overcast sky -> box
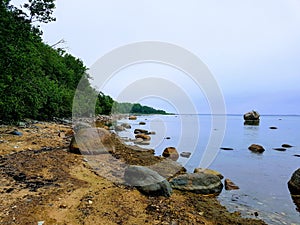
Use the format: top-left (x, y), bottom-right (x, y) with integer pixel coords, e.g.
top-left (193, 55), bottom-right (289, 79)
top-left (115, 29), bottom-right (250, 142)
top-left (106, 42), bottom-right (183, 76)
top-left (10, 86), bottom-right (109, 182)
top-left (12, 0), bottom-right (300, 114)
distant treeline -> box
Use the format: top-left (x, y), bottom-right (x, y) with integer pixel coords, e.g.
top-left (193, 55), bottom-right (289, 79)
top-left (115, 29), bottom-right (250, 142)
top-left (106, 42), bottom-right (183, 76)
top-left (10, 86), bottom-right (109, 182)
top-left (0, 0), bottom-right (167, 121)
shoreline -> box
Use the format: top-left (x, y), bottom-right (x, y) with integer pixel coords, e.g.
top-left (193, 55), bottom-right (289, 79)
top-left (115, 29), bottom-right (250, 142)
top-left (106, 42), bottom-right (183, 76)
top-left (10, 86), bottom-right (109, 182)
top-left (0, 119), bottom-right (267, 224)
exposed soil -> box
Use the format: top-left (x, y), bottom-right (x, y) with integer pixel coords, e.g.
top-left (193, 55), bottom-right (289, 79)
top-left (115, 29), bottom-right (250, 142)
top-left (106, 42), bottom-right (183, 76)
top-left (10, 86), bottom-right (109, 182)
top-left (0, 122), bottom-right (267, 225)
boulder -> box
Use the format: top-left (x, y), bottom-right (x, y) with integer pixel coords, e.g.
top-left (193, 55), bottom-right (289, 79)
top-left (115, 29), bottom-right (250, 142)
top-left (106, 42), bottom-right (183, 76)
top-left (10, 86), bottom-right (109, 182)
top-left (162, 147), bottom-right (179, 161)
top-left (244, 110), bottom-right (260, 121)
top-left (180, 152), bottom-right (191, 158)
top-left (121, 123), bottom-right (131, 129)
top-left (225, 178), bottom-right (240, 190)
top-left (129, 115), bottom-right (137, 120)
top-left (69, 128), bottom-right (114, 155)
top-left (288, 168), bottom-right (300, 195)
top-left (194, 168), bottom-right (224, 179)
top-left (115, 125), bottom-right (125, 132)
top-left (150, 159), bottom-right (186, 179)
top-left (135, 134), bottom-right (151, 141)
top-left (124, 165), bottom-right (172, 197)
top-left (248, 144), bottom-right (265, 153)
top-left (134, 129), bottom-right (149, 134)
top-left (169, 173), bottom-right (223, 195)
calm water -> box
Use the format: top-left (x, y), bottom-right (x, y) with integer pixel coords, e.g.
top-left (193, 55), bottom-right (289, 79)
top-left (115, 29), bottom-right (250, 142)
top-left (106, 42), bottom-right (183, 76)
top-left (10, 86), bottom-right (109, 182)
top-left (118, 114), bottom-right (300, 224)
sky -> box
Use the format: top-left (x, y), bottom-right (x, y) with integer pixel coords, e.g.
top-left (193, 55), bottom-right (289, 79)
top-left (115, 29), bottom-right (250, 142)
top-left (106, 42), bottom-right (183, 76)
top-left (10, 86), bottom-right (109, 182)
top-left (11, 0), bottom-right (300, 115)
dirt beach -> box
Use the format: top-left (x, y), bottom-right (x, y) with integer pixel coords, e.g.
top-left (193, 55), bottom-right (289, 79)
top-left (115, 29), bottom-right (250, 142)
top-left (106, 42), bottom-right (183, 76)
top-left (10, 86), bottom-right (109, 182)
top-left (0, 121), bottom-right (267, 225)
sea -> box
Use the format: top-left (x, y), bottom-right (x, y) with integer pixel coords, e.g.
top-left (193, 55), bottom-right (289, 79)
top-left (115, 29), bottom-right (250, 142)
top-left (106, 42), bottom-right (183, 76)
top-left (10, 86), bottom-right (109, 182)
top-left (117, 114), bottom-right (300, 225)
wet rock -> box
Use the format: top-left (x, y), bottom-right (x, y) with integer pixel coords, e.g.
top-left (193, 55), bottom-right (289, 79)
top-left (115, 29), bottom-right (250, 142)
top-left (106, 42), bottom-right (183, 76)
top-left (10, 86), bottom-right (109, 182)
top-left (69, 128), bottom-right (114, 155)
top-left (220, 147), bottom-right (234, 151)
top-left (288, 168), bottom-right (300, 195)
top-left (135, 134), bottom-right (151, 141)
top-left (124, 165), bottom-right (172, 197)
top-left (169, 173), bottom-right (223, 195)
top-left (134, 129), bottom-right (149, 134)
top-left (244, 110), bottom-right (260, 121)
top-left (162, 147), bottom-right (179, 161)
top-left (139, 121), bottom-right (146, 125)
top-left (293, 154), bottom-right (300, 158)
top-left (194, 168), bottom-right (224, 179)
top-left (272, 147), bottom-right (286, 152)
top-left (282, 144), bottom-right (293, 148)
top-left (269, 126), bottom-right (278, 130)
top-left (180, 152), bottom-right (191, 158)
top-left (244, 120), bottom-right (260, 126)
top-left (225, 178), bottom-right (240, 190)
top-left (150, 158), bottom-right (186, 179)
top-left (129, 115), bottom-right (137, 120)
top-left (248, 144), bottom-right (265, 153)
top-left (121, 123), bottom-right (131, 129)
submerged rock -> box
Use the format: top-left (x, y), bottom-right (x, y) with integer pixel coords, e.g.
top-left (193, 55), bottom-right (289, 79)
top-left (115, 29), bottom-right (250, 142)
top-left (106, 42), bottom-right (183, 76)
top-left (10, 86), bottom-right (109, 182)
top-left (162, 147), bottom-right (179, 161)
top-left (282, 144), bottom-right (293, 148)
top-left (248, 144), bottom-right (265, 153)
top-left (169, 173), bottom-right (223, 195)
top-left (272, 147), bottom-right (286, 152)
top-left (288, 168), bottom-right (300, 195)
top-left (124, 165), bottom-right (172, 197)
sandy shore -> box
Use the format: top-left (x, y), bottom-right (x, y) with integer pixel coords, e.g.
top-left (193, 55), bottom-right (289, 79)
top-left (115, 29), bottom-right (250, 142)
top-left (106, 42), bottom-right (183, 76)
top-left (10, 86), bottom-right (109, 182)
top-left (0, 121), bottom-right (267, 225)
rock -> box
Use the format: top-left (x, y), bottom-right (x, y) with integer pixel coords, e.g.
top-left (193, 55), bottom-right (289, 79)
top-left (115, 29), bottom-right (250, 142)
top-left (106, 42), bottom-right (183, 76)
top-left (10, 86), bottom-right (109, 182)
top-left (165, 137), bottom-right (171, 140)
top-left (129, 115), bottom-right (137, 120)
top-left (162, 147), bottom-right (179, 161)
top-left (73, 122), bottom-right (91, 132)
top-left (282, 144), bottom-right (293, 148)
top-left (244, 120), bottom-right (260, 126)
top-left (225, 178), bottom-right (240, 190)
top-left (220, 147), bottom-right (234, 151)
top-left (121, 123), bottom-right (131, 129)
top-left (115, 125), bottom-right (125, 132)
top-left (150, 159), bottom-right (186, 179)
top-left (69, 128), bottom-right (114, 155)
top-left (9, 130), bottom-right (23, 136)
top-left (169, 173), bottom-right (223, 195)
top-left (244, 110), bottom-right (260, 121)
top-left (288, 168), bottom-right (300, 195)
top-left (139, 121), bottom-right (146, 125)
top-left (124, 165), bottom-right (172, 197)
top-left (180, 152), bottom-right (191, 158)
top-left (139, 141), bottom-right (151, 145)
top-left (269, 126), bottom-right (278, 130)
top-left (134, 129), bottom-right (149, 134)
top-left (294, 154), bottom-right (300, 158)
top-left (148, 131), bottom-right (156, 135)
top-left (248, 144), bottom-right (265, 153)
top-left (133, 138), bottom-right (144, 144)
top-left (194, 168), bottom-right (224, 179)
top-left (135, 134), bottom-right (151, 141)
top-left (272, 147), bottom-right (286, 151)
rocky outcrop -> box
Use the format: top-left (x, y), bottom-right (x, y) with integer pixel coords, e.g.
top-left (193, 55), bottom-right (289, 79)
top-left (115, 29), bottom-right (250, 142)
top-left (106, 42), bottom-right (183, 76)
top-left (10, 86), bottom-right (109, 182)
top-left (248, 144), bottom-right (265, 153)
top-left (69, 128), bottom-right (114, 155)
top-left (162, 147), bottom-right (179, 161)
top-left (244, 110), bottom-right (260, 125)
top-left (225, 178), bottom-right (239, 190)
top-left (169, 173), bottom-right (223, 195)
top-left (288, 168), bottom-right (300, 195)
top-left (194, 168), bottom-right (224, 179)
top-left (124, 165), bottom-right (172, 197)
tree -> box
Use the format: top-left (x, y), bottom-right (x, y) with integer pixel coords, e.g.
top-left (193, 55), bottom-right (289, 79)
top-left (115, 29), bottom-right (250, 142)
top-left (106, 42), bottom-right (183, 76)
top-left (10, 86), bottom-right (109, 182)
top-left (23, 0), bottom-right (56, 23)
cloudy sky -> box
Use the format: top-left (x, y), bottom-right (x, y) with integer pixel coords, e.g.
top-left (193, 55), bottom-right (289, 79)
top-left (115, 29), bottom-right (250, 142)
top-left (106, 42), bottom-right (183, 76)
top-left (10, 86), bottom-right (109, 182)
top-left (12, 0), bottom-right (300, 114)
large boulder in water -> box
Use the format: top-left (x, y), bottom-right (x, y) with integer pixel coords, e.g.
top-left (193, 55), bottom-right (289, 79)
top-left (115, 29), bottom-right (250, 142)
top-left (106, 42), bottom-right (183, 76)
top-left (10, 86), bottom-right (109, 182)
top-left (248, 144), bottom-right (265, 153)
top-left (169, 173), bottom-right (223, 195)
top-left (244, 110), bottom-right (260, 125)
top-left (288, 168), bottom-right (300, 195)
top-left (124, 165), bottom-right (172, 197)
top-left (69, 128), bottom-right (114, 155)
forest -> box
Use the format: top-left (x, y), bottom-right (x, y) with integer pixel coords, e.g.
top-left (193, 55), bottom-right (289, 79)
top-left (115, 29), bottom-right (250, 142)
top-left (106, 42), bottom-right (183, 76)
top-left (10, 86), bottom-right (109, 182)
top-left (0, 0), bottom-right (167, 122)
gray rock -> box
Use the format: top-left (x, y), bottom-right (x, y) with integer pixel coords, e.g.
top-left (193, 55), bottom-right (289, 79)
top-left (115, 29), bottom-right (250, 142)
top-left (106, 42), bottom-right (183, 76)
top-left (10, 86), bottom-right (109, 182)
top-left (121, 123), bottom-right (131, 129)
top-left (180, 152), bottom-right (192, 158)
top-left (244, 110), bottom-right (260, 121)
top-left (124, 165), bottom-right (172, 197)
top-left (288, 168), bottom-right (300, 195)
top-left (169, 173), bottom-right (223, 195)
